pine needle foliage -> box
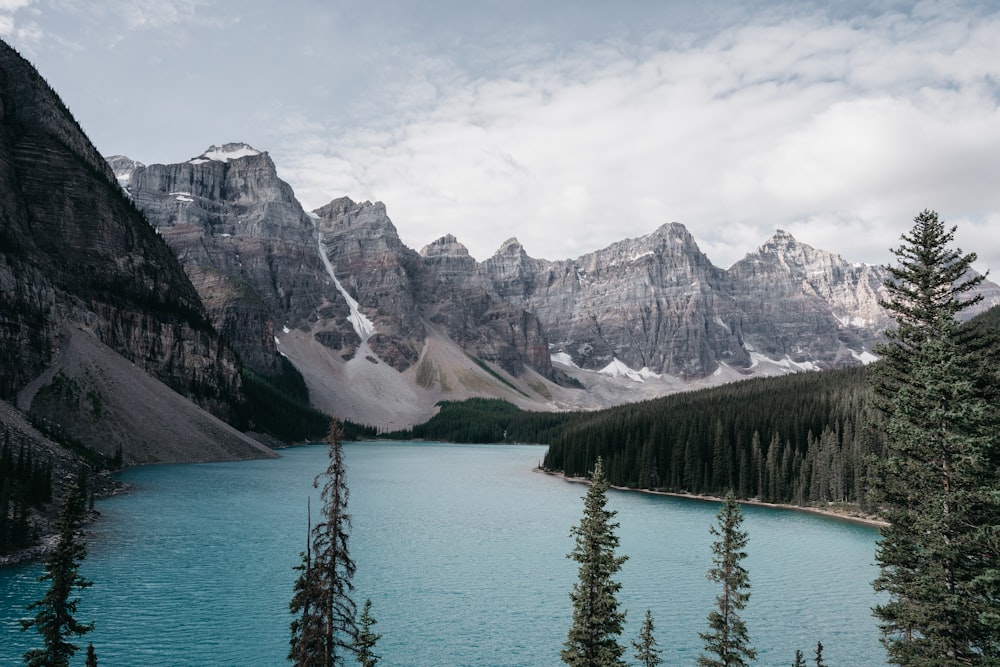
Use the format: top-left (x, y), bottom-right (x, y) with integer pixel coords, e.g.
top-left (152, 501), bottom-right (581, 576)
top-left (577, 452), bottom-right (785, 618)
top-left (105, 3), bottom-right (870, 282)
top-left (632, 608), bottom-right (664, 667)
top-left (699, 493), bottom-right (755, 667)
top-left (562, 457), bottom-right (629, 667)
top-left (289, 421), bottom-right (358, 667)
top-left (353, 598), bottom-right (381, 667)
top-left (869, 210), bottom-right (1000, 665)
top-left (20, 479), bottom-right (93, 667)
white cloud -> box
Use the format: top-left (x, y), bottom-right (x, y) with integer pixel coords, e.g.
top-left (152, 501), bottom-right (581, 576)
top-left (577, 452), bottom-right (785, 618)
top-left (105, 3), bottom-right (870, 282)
top-left (271, 5), bottom-right (1000, 275)
top-left (0, 0), bottom-right (33, 35)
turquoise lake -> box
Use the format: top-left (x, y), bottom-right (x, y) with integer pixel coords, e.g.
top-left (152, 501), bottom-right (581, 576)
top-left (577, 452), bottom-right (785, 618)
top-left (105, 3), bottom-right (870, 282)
top-left (0, 442), bottom-right (884, 665)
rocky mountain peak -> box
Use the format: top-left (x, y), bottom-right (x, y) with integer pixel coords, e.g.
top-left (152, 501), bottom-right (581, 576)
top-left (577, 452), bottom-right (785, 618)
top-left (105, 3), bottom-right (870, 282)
top-left (105, 154), bottom-right (145, 188)
top-left (188, 142), bottom-right (262, 164)
top-left (419, 234), bottom-right (470, 259)
top-left (495, 237), bottom-right (527, 257)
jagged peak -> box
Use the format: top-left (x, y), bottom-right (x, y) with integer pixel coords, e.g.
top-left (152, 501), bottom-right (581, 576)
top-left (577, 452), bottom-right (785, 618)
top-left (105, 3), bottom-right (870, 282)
top-left (187, 142), bottom-right (262, 164)
top-left (105, 155), bottom-right (145, 188)
top-left (420, 234), bottom-right (471, 258)
top-left (494, 237), bottom-right (527, 257)
top-left (312, 196), bottom-right (386, 220)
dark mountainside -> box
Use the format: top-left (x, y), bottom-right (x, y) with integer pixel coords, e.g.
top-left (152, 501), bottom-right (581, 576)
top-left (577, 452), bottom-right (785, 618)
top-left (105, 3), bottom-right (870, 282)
top-left (0, 41), bottom-right (283, 559)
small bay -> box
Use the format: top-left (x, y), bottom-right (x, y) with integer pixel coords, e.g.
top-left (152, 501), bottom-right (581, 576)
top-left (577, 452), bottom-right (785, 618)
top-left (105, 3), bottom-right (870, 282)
top-left (0, 442), bottom-right (883, 665)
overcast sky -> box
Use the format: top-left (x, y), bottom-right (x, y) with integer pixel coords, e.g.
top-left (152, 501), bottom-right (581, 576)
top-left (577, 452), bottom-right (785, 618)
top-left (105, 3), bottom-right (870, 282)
top-left (4, 1), bottom-right (998, 272)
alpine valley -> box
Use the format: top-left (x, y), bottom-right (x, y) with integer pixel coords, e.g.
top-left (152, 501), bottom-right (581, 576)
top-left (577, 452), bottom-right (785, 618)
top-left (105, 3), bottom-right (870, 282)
top-left (3, 35), bottom-right (999, 468)
top-left (110, 141), bottom-right (1000, 431)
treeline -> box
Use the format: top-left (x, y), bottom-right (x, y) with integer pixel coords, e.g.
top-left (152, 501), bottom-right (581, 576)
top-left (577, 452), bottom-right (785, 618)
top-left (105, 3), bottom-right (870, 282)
top-left (543, 366), bottom-right (883, 508)
top-left (239, 356), bottom-right (332, 443)
top-left (383, 397), bottom-right (576, 444)
top-left (0, 435), bottom-right (53, 554)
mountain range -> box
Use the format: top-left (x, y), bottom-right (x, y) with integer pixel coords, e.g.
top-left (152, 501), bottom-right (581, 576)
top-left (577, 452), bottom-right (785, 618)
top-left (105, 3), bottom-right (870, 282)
top-left (110, 143), bottom-right (999, 429)
top-left (3, 36), bottom-right (998, 465)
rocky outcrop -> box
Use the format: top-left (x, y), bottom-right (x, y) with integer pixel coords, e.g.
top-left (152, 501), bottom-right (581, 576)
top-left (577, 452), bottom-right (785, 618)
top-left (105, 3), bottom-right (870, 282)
top-left (483, 223), bottom-right (743, 378)
top-left (313, 198), bottom-right (552, 377)
top-left (0, 39), bottom-right (266, 464)
top-left (112, 143), bottom-right (349, 375)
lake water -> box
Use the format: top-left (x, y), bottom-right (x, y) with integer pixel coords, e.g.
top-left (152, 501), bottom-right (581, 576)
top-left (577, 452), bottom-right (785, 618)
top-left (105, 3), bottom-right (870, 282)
top-left (0, 442), bottom-right (884, 665)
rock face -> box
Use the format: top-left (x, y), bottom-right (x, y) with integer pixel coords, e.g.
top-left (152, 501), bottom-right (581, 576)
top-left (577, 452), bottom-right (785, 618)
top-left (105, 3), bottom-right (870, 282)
top-left (482, 224), bottom-right (998, 378)
top-left (0, 40), bottom-right (266, 463)
top-left (313, 197), bottom-right (552, 377)
top-left (484, 223), bottom-right (741, 378)
top-left (111, 143), bottom-right (346, 375)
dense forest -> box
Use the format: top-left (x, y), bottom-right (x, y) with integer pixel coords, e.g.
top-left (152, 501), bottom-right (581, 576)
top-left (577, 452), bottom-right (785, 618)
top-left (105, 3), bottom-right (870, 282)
top-left (0, 436), bottom-right (53, 554)
top-left (389, 305), bottom-right (998, 516)
top-left (543, 366), bottom-right (881, 509)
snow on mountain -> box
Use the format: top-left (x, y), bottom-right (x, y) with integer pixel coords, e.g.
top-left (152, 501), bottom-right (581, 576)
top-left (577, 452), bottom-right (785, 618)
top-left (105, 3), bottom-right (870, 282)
top-left (187, 143), bottom-right (262, 164)
top-left (317, 230), bottom-right (375, 341)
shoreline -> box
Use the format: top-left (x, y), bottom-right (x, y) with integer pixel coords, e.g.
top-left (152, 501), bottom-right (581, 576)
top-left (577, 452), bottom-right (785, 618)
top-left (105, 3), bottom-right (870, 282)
top-left (536, 467), bottom-right (888, 529)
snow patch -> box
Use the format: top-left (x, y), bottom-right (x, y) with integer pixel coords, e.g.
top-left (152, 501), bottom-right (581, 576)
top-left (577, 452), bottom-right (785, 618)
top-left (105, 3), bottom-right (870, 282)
top-left (316, 231), bottom-right (375, 341)
top-left (188, 143), bottom-right (262, 164)
top-left (174, 195), bottom-right (193, 203)
top-left (597, 358), bottom-right (661, 383)
top-left (749, 352), bottom-right (820, 373)
top-left (550, 352), bottom-right (579, 368)
top-left (852, 349), bottom-right (879, 365)
top-left (836, 314), bottom-right (870, 328)
top-left (631, 251), bottom-right (654, 262)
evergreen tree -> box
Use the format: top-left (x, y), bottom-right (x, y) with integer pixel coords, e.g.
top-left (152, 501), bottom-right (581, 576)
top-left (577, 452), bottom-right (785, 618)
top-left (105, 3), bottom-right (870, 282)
top-left (290, 421), bottom-right (358, 667)
top-left (792, 649), bottom-right (806, 667)
top-left (353, 598), bottom-right (381, 667)
top-left (20, 480), bottom-right (93, 667)
top-left (813, 641), bottom-right (824, 667)
top-left (562, 457), bottom-right (629, 667)
top-left (870, 210), bottom-right (1000, 664)
top-left (85, 643), bottom-right (97, 667)
top-left (698, 493), bottom-right (755, 667)
top-left (632, 608), bottom-right (664, 667)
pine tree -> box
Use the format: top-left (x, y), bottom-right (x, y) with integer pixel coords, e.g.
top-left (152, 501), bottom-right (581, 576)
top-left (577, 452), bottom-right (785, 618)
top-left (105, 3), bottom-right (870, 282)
top-left (792, 649), bottom-right (806, 667)
top-left (869, 210), bottom-right (1000, 664)
top-left (632, 608), bottom-right (664, 667)
top-left (353, 598), bottom-right (381, 667)
top-left (562, 457), bottom-right (629, 667)
top-left (20, 480), bottom-right (93, 667)
top-left (698, 493), bottom-right (755, 667)
top-left (85, 643), bottom-right (98, 667)
top-left (813, 641), bottom-right (824, 667)
top-left (290, 421), bottom-right (358, 667)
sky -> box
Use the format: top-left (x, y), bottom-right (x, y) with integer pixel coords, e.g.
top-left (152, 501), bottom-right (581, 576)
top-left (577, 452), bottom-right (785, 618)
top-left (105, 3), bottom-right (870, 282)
top-left (3, 1), bottom-right (999, 272)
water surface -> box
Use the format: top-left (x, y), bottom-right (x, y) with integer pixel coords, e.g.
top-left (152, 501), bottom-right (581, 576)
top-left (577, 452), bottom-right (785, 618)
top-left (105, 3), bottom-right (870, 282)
top-left (0, 442), bottom-right (883, 665)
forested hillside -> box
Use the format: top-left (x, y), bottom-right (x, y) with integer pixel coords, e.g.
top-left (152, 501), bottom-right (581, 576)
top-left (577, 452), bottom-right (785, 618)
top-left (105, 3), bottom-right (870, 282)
top-left (542, 366), bottom-right (882, 509)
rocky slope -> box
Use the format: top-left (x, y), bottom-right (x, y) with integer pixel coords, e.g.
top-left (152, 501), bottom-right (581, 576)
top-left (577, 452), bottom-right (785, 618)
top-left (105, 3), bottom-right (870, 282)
top-left (109, 143), bottom-right (346, 375)
top-left (112, 148), bottom-right (560, 426)
top-left (0, 40), bottom-right (269, 464)
top-left (110, 138), bottom-right (1000, 428)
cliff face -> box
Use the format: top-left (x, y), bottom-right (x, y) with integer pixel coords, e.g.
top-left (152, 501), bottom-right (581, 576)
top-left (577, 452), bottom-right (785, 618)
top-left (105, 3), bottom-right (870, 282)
top-left (483, 223), bottom-right (743, 378)
top-left (313, 197), bottom-right (551, 377)
top-left (0, 41), bottom-right (264, 462)
top-left (112, 144), bottom-right (344, 375)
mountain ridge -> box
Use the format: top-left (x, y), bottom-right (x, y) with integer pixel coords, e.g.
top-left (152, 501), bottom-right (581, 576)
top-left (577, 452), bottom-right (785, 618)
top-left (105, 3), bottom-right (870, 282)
top-left (110, 143), bottom-right (1000, 428)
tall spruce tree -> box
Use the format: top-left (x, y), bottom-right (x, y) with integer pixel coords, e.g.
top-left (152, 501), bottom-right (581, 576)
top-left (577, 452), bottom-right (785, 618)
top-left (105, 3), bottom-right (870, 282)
top-left (20, 479), bottom-right (93, 667)
top-left (870, 210), bottom-right (1000, 664)
top-left (698, 493), bottom-right (755, 667)
top-left (353, 598), bottom-right (381, 667)
top-left (632, 608), bottom-right (664, 667)
top-left (290, 421), bottom-right (358, 667)
top-left (562, 457), bottom-right (629, 667)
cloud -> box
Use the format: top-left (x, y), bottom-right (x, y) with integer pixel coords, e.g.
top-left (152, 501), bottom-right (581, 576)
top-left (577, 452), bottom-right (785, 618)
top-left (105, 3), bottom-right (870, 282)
top-left (272, 4), bottom-right (999, 275)
top-left (0, 0), bottom-right (34, 36)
